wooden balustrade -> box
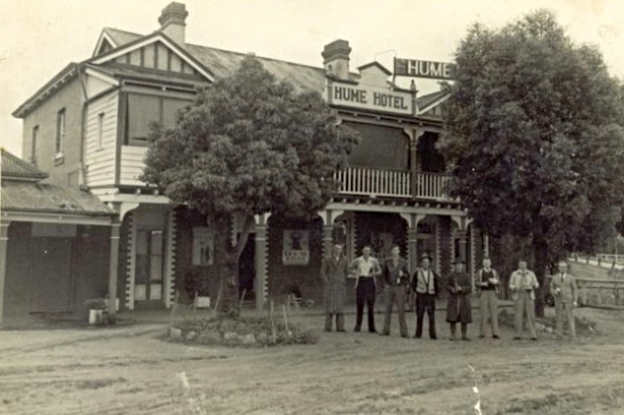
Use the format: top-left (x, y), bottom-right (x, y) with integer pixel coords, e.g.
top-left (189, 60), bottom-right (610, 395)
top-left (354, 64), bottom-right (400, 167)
top-left (335, 167), bottom-right (452, 200)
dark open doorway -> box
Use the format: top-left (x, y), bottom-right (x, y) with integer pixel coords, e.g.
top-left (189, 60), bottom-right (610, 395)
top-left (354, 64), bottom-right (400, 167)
top-left (238, 233), bottom-right (255, 305)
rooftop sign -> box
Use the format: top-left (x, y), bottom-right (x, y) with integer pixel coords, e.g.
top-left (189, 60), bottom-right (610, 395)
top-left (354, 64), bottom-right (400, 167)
top-left (328, 82), bottom-right (414, 115)
top-left (394, 58), bottom-right (456, 80)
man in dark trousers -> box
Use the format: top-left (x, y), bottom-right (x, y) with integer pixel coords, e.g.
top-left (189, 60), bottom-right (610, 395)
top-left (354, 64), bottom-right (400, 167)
top-left (411, 253), bottom-right (439, 339)
top-left (380, 245), bottom-right (410, 338)
top-left (350, 245), bottom-right (382, 333)
top-left (320, 243), bottom-right (350, 332)
top-left (446, 258), bottom-right (473, 341)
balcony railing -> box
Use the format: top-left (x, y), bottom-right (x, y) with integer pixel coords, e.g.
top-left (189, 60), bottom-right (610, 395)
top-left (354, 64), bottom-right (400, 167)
top-left (335, 166), bottom-right (452, 200)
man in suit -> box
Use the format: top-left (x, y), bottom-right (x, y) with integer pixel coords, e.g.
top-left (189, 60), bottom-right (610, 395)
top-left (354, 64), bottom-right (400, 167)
top-left (509, 260), bottom-right (539, 340)
top-left (350, 245), bottom-right (382, 333)
top-left (475, 257), bottom-right (501, 339)
top-left (320, 243), bottom-right (350, 332)
top-left (411, 253), bottom-right (439, 339)
top-left (550, 260), bottom-right (578, 340)
top-left (380, 245), bottom-right (410, 338)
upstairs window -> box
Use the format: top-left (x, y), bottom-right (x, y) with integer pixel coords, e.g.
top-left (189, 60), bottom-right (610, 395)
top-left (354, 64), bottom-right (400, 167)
top-left (31, 125), bottom-right (39, 166)
top-left (125, 94), bottom-right (188, 147)
top-left (56, 108), bottom-right (66, 157)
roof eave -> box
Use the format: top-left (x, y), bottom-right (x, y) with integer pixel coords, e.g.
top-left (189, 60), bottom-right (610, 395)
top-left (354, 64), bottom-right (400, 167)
top-left (12, 63), bottom-right (81, 119)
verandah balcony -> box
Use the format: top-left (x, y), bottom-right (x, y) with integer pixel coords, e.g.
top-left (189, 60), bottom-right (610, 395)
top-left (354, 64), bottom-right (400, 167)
top-left (334, 166), bottom-right (453, 200)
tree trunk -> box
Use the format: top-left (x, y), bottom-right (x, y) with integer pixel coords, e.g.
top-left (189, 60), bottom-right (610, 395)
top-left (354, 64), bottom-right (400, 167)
top-left (533, 229), bottom-right (549, 318)
top-left (211, 215), bottom-right (239, 317)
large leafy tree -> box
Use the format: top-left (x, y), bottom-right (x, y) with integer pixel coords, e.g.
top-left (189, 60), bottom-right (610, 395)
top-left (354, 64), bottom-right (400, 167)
top-left (440, 10), bottom-right (624, 315)
top-left (142, 55), bottom-right (359, 314)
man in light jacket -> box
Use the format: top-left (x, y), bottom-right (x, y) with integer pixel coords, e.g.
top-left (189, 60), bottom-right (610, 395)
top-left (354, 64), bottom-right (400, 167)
top-left (475, 257), bottom-right (501, 339)
top-left (509, 260), bottom-right (539, 340)
top-left (549, 260), bottom-right (578, 340)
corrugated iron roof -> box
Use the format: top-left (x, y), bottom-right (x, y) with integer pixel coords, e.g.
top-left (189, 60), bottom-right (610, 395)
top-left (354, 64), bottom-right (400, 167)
top-left (1, 148), bottom-right (48, 181)
top-left (1, 180), bottom-right (113, 216)
top-left (103, 28), bottom-right (449, 106)
top-left (1, 149), bottom-right (113, 216)
top-left (103, 27), bottom-right (145, 47)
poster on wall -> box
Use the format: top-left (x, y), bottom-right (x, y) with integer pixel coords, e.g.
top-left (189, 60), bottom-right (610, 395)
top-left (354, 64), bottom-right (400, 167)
top-left (282, 229), bottom-right (310, 265)
top-left (371, 232), bottom-right (395, 258)
top-left (192, 226), bottom-right (213, 265)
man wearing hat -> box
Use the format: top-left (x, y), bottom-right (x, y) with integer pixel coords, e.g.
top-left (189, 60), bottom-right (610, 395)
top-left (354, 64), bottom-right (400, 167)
top-left (446, 258), bottom-right (473, 341)
top-left (509, 260), bottom-right (539, 340)
top-left (475, 257), bottom-right (501, 339)
top-left (411, 253), bottom-right (439, 339)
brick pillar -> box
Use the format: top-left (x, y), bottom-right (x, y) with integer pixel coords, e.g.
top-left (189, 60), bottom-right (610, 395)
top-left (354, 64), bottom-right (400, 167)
top-left (254, 223), bottom-right (268, 310)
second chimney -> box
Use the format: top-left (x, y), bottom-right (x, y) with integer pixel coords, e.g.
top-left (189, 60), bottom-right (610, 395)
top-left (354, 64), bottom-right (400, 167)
top-left (322, 40), bottom-right (351, 81)
top-left (159, 2), bottom-right (188, 47)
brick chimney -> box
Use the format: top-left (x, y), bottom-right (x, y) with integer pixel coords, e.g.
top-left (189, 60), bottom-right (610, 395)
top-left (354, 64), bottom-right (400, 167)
top-left (158, 2), bottom-right (188, 47)
top-left (322, 40), bottom-right (351, 81)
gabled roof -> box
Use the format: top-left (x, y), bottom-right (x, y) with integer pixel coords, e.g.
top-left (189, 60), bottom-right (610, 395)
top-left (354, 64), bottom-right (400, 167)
top-left (89, 31), bottom-right (216, 82)
top-left (1, 148), bottom-right (48, 181)
top-left (98, 27), bottom-right (143, 51)
top-left (15, 25), bottom-right (450, 121)
top-left (417, 89), bottom-right (450, 114)
top-left (357, 61), bottom-right (392, 76)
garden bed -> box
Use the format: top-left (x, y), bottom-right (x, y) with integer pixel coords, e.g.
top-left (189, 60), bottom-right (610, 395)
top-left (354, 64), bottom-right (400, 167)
top-left (168, 315), bottom-right (320, 347)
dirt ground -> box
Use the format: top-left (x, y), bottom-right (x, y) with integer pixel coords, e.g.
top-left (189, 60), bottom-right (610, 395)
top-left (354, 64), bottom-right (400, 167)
top-left (1, 306), bottom-right (624, 415)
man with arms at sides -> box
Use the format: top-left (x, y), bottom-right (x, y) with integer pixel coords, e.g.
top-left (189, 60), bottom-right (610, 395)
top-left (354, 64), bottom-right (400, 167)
top-left (550, 260), bottom-right (578, 341)
top-left (411, 253), bottom-right (439, 340)
top-left (446, 258), bottom-right (473, 341)
top-left (350, 245), bottom-right (382, 333)
top-left (509, 259), bottom-right (539, 340)
top-left (475, 257), bottom-right (501, 339)
top-left (320, 243), bottom-right (350, 332)
top-left (380, 245), bottom-right (410, 338)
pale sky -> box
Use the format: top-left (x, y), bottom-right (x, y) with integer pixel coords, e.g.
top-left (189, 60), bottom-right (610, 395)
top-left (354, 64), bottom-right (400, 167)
top-left (2, 0), bottom-right (624, 157)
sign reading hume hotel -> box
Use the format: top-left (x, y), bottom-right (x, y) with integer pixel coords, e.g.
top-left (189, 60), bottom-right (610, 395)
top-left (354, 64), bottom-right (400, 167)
top-left (329, 83), bottom-right (414, 116)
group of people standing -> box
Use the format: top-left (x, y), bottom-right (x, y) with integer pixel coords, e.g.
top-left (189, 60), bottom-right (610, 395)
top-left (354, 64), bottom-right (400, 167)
top-left (320, 243), bottom-right (579, 341)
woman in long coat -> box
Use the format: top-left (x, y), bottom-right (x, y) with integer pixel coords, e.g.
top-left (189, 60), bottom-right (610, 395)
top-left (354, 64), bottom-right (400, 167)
top-left (446, 258), bottom-right (473, 341)
top-left (320, 243), bottom-right (350, 332)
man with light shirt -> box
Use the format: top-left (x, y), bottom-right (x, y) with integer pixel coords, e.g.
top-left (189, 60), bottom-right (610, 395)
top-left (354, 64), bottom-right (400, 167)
top-left (509, 260), bottom-right (539, 340)
top-left (475, 257), bottom-right (501, 339)
top-left (550, 261), bottom-right (578, 341)
top-left (411, 253), bottom-right (439, 339)
top-left (350, 246), bottom-right (382, 333)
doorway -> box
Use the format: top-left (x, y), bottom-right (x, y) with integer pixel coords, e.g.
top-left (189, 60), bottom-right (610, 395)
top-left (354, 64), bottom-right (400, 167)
top-left (134, 228), bottom-right (165, 306)
top-left (238, 233), bottom-right (255, 304)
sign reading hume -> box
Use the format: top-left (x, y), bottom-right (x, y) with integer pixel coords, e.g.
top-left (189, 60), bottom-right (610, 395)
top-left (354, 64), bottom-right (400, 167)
top-left (394, 58), bottom-right (456, 80)
top-left (329, 83), bottom-right (413, 115)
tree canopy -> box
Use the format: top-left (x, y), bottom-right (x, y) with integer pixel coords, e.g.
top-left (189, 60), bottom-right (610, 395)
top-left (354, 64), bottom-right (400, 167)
top-left (440, 10), bottom-right (624, 310)
top-left (141, 55), bottom-right (359, 311)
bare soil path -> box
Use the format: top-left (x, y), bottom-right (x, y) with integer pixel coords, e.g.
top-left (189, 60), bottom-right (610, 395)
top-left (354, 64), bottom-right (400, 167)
top-left (1, 307), bottom-right (623, 415)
